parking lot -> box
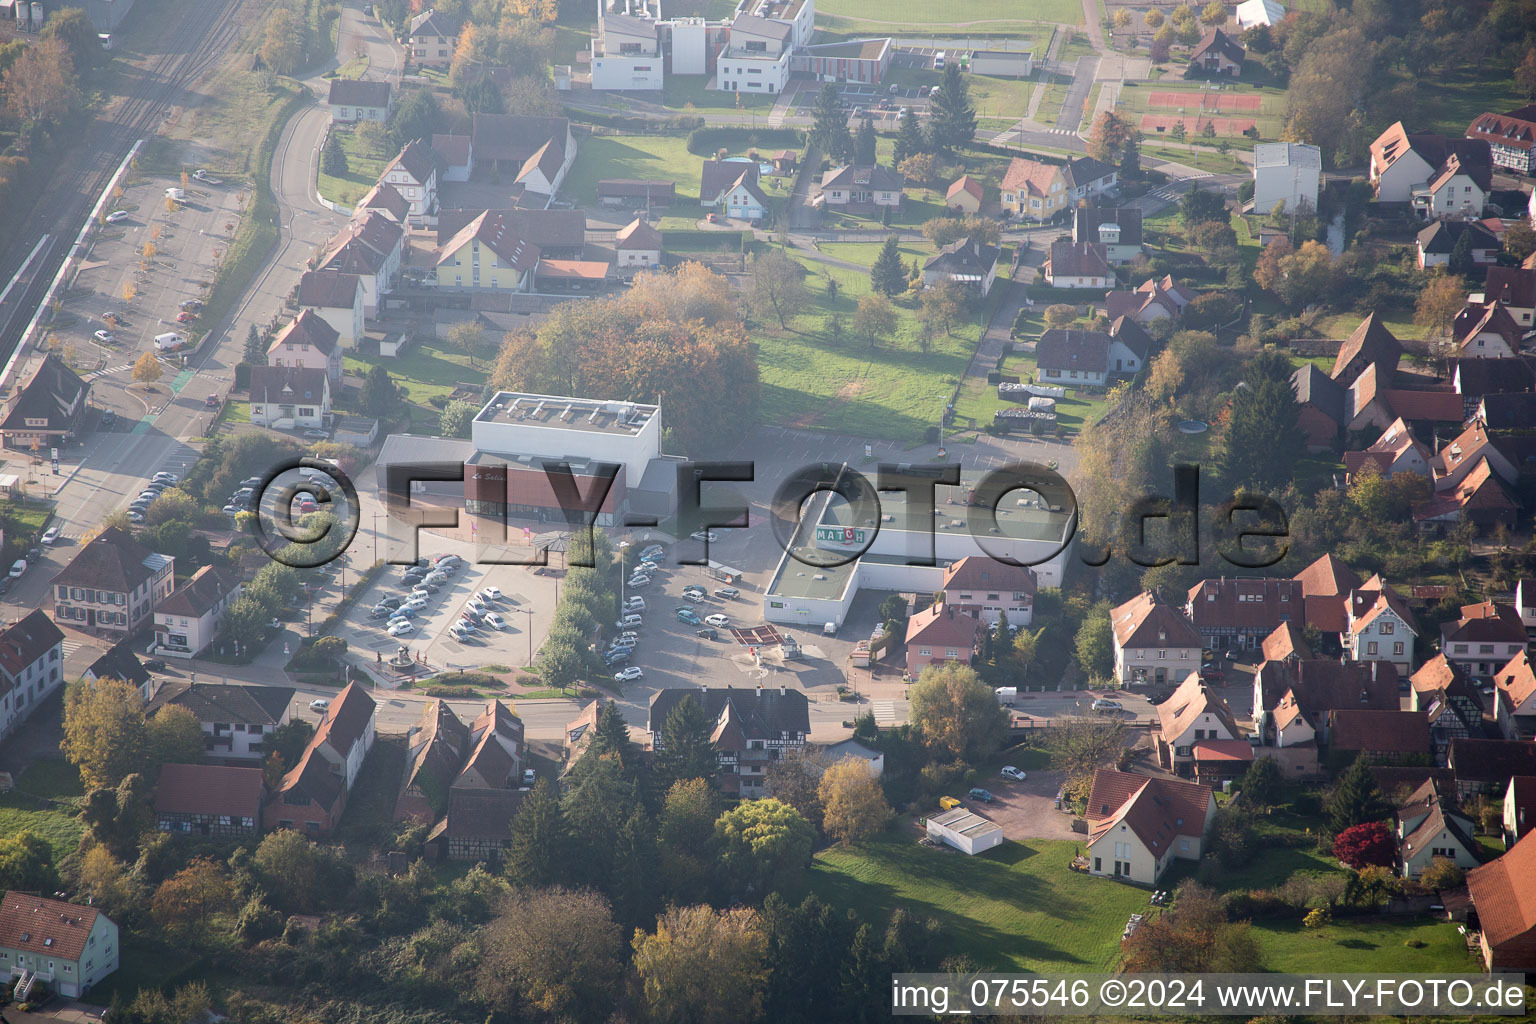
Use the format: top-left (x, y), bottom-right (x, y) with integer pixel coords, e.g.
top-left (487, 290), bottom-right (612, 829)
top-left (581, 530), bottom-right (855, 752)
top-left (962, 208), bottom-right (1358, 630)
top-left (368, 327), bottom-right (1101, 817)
top-left (963, 769), bottom-right (1078, 841)
top-left (64, 172), bottom-right (248, 420)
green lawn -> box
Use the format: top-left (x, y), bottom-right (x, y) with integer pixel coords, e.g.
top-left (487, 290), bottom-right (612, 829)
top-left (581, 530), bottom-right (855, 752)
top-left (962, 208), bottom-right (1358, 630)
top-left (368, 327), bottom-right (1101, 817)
top-left (561, 135), bottom-right (711, 204)
top-left (661, 76), bottom-right (776, 116)
top-left (950, 299), bottom-right (1107, 436)
top-left (13, 757), bottom-right (84, 801)
top-left (343, 342), bottom-right (485, 431)
top-left (1255, 916), bottom-right (1479, 973)
top-left (0, 798), bottom-right (85, 866)
top-left (1417, 67), bottom-right (1524, 139)
top-left (317, 126), bottom-right (391, 208)
top-left (337, 737), bottom-right (407, 847)
top-left (808, 834), bottom-right (1149, 971)
top-left (753, 247), bottom-right (986, 438)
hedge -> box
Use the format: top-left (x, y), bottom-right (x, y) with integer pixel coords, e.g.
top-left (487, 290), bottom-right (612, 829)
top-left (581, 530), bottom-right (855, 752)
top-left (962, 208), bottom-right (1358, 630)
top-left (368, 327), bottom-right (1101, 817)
top-left (569, 108), bottom-right (705, 133)
top-left (199, 85), bottom-right (307, 355)
top-left (661, 229), bottom-right (751, 252)
top-left (685, 126), bottom-right (805, 156)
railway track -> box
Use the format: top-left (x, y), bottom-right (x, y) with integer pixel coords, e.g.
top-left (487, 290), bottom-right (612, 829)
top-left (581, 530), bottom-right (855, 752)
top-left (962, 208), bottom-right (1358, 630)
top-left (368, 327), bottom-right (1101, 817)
top-left (0, 0), bottom-right (249, 369)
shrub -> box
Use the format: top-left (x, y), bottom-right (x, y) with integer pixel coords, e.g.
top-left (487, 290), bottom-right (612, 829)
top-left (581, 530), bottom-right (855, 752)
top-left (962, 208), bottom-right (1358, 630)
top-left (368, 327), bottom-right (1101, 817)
top-left (1418, 856), bottom-right (1465, 891)
top-left (1333, 821), bottom-right (1394, 869)
top-left (1303, 907), bottom-right (1330, 929)
top-left (1291, 791), bottom-right (1322, 815)
top-left (1404, 938), bottom-right (1426, 948)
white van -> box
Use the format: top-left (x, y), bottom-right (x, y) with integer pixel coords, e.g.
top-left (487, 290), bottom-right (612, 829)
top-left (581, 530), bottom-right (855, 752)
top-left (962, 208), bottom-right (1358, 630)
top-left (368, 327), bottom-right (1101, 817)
top-left (616, 614), bottom-right (642, 629)
top-left (823, 621), bottom-right (837, 636)
top-left (164, 187), bottom-right (185, 201)
top-left (153, 332), bottom-right (187, 352)
top-left (8, 559), bottom-right (25, 579)
top-left (624, 596), bottom-right (645, 612)
top-left (934, 50), bottom-right (946, 69)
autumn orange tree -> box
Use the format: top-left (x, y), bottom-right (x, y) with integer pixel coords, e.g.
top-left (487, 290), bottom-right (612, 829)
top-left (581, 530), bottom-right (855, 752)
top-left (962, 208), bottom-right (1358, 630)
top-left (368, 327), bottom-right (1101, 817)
top-left (2, 36), bottom-right (76, 124)
top-left (151, 858), bottom-right (237, 936)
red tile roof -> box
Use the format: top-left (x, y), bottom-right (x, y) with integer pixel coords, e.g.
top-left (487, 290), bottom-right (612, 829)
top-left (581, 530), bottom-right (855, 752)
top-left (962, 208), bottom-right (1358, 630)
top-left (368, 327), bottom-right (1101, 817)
top-left (905, 601), bottom-right (984, 651)
top-left (314, 682), bottom-right (375, 759)
top-left (1294, 554), bottom-right (1362, 633)
top-left (0, 610), bottom-right (63, 678)
top-left (1328, 709), bottom-right (1431, 755)
top-left (1086, 768), bottom-right (1213, 856)
top-left (1001, 157), bottom-right (1062, 198)
top-left (1157, 672), bottom-right (1241, 741)
top-left (1192, 739), bottom-right (1256, 762)
top-left (155, 763), bottom-right (264, 819)
top-left (0, 893), bottom-right (104, 963)
top-left (941, 557), bottom-right (1037, 599)
top-left (1331, 312), bottom-right (1403, 384)
top-left (1186, 576), bottom-right (1303, 633)
top-left (947, 174), bottom-right (984, 202)
top-left (1466, 828), bottom-right (1536, 950)
top-left (1111, 591), bottom-right (1201, 649)
top-left (1261, 621), bottom-right (1311, 663)
top-left (1494, 650), bottom-right (1536, 714)
top-left (1442, 601), bottom-right (1526, 646)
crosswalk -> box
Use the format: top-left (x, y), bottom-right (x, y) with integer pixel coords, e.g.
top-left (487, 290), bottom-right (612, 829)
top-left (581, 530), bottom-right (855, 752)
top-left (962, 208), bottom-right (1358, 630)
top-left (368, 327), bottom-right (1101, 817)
top-left (1042, 127), bottom-right (1077, 136)
top-left (61, 639), bottom-right (85, 660)
top-left (1147, 172), bottom-right (1217, 201)
top-left (872, 700), bottom-right (897, 726)
top-left (88, 362), bottom-right (135, 379)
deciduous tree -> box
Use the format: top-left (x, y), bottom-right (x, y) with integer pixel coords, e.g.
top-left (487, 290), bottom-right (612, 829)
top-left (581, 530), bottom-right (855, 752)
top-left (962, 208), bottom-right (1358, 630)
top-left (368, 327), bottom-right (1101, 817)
top-left (748, 249), bottom-right (809, 328)
top-left (259, 8), bottom-right (302, 76)
top-left (1087, 110), bottom-right (1136, 164)
top-left (147, 704), bottom-right (206, 767)
top-left (818, 757), bottom-right (891, 845)
top-left (714, 798), bottom-right (815, 898)
top-left (908, 661), bottom-right (1007, 761)
top-left (64, 678), bottom-right (150, 789)
top-left (0, 832), bottom-right (58, 896)
top-left (853, 292), bottom-right (897, 349)
top-left (3, 36), bottom-right (75, 124)
top-left (1414, 271), bottom-right (1465, 338)
top-left (133, 351), bottom-right (163, 383)
top-left (633, 905), bottom-right (769, 1023)
top-left (1504, 219), bottom-right (1536, 262)
top-left (476, 887), bottom-right (625, 1022)
top-left (151, 858), bottom-right (236, 935)
top-left (1333, 821), bottom-right (1395, 868)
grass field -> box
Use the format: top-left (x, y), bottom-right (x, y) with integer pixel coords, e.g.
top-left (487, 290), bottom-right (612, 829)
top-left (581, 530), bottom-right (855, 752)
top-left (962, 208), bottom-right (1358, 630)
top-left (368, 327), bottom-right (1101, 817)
top-left (561, 135), bottom-right (710, 204)
top-left (316, 127), bottom-right (391, 208)
top-left (752, 243), bottom-right (986, 437)
top-left (808, 835), bottom-right (1150, 971)
top-left (0, 798), bottom-right (85, 865)
top-left (344, 341), bottom-right (484, 432)
top-left (1255, 916), bottom-right (1479, 973)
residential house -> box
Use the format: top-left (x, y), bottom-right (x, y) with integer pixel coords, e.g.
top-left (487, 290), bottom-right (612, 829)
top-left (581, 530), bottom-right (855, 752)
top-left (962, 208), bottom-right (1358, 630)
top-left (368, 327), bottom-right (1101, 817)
top-left (1343, 576), bottom-right (1419, 676)
top-left (1504, 777), bottom-right (1536, 844)
top-left (922, 238), bottom-right (1000, 297)
top-left (1291, 364), bottom-right (1346, 451)
top-left (1396, 778), bottom-right (1481, 879)
top-left (1493, 649), bottom-right (1536, 740)
top-left (1369, 122), bottom-right (1491, 203)
top-left (1108, 316), bottom-right (1154, 374)
top-left (1111, 591), bottom-right (1203, 688)
top-left (1191, 739), bottom-right (1256, 786)
top-left (0, 611), bottom-right (63, 743)
top-left (903, 601), bottom-right (982, 678)
top-left (1466, 103), bottom-right (1536, 175)
top-left (1459, 355), bottom-right (1536, 407)
top-left (1413, 152), bottom-right (1490, 220)
top-left (1104, 276), bottom-right (1195, 322)
top-left (1085, 768), bottom-right (1217, 884)
top-left (596, 179), bottom-right (675, 207)
top-left (1465, 829), bottom-right (1536, 971)
top-left (468, 113), bottom-right (576, 196)
top-left (1480, 266), bottom-right (1536, 327)
top-left (647, 686), bottom-right (810, 797)
top-left (435, 208), bottom-right (586, 260)
top-left (1477, 391), bottom-right (1536, 431)
top-left (564, 698), bottom-right (610, 765)
top-left (356, 181), bottom-right (411, 224)
top-left (267, 310), bottom-right (343, 387)
top-left (1408, 654), bottom-right (1482, 761)
top-left (151, 565), bottom-right (242, 659)
top-left (147, 680), bottom-right (294, 760)
top-left (380, 139), bottom-right (440, 226)
top-left (1251, 657), bottom-right (1399, 732)
top-left (294, 271), bottom-right (364, 349)
top-left (51, 527), bottom-right (174, 636)
top-left (267, 682), bottom-right (376, 834)
top-left (1342, 417), bottom-right (1431, 482)
top-left (534, 259), bottom-right (613, 293)
top-left (1449, 738), bottom-right (1536, 798)
top-left (0, 893), bottom-right (117, 998)
top-left (1417, 219), bottom-right (1501, 269)
top-left (818, 738), bottom-right (884, 777)
top-left (317, 210), bottom-right (404, 315)
top-left (395, 700), bottom-right (471, 823)
top-left (1185, 576), bottom-right (1301, 655)
top-left (791, 37), bottom-right (895, 85)
top-left (1253, 142), bottom-right (1321, 214)
top-left (82, 639), bottom-right (154, 702)
top-left (247, 365), bottom-right (331, 430)
top-left (1428, 420), bottom-right (1520, 493)
top-left (325, 79), bottom-right (392, 123)
top-left (1000, 158), bottom-right (1067, 220)
top-left (1155, 672), bottom-right (1243, 776)
top-left (1043, 240), bottom-right (1112, 289)
top-left (0, 352), bottom-right (88, 452)
top-left (408, 8), bottom-right (459, 67)
top-left (819, 164), bottom-right (904, 212)
top-left (431, 134), bottom-right (473, 182)
top-left (1261, 621), bottom-right (1311, 664)
top-left (1293, 553), bottom-right (1362, 634)
top-left (1072, 207), bottom-right (1144, 264)
top-left (698, 159), bottom-right (771, 221)
top-left (715, 13), bottom-right (794, 94)
top-left (590, 12), bottom-right (663, 90)
top-left (1326, 709), bottom-right (1431, 765)
top-left (425, 787), bottom-right (525, 863)
top-left (1061, 155), bottom-right (1119, 201)
top-left (946, 174), bottom-right (984, 213)
top-left (1331, 312), bottom-right (1403, 386)
top-left (435, 211), bottom-right (541, 292)
top-left (1520, 578), bottom-right (1536, 637)
top-left (1035, 328), bottom-right (1110, 386)
top-left (1454, 301), bottom-right (1524, 359)
top-left (939, 556), bottom-right (1036, 627)
top-left (614, 217), bottom-right (663, 270)
top-left (155, 763), bottom-right (264, 839)
top-left (1187, 28), bottom-right (1245, 77)
top-left (1412, 457), bottom-right (1519, 534)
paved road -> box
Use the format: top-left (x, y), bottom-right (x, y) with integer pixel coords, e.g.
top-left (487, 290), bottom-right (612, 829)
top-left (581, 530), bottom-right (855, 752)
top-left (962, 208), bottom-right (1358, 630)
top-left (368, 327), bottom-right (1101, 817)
top-left (1055, 55), bottom-right (1100, 131)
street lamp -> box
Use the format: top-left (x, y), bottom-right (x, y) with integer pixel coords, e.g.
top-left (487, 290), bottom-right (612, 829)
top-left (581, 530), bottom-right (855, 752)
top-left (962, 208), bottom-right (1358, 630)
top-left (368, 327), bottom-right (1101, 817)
top-left (517, 607), bottom-right (534, 665)
top-left (372, 510), bottom-right (381, 565)
top-left (936, 391), bottom-right (948, 458)
top-left (618, 541), bottom-right (630, 619)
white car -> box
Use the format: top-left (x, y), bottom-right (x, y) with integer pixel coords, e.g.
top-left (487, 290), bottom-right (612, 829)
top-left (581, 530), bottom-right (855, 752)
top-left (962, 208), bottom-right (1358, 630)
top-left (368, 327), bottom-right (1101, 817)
top-left (704, 613), bottom-right (730, 628)
top-left (1092, 698), bottom-right (1124, 713)
top-left (480, 586), bottom-right (501, 601)
top-left (388, 620), bottom-right (416, 636)
top-left (1001, 766), bottom-right (1027, 781)
top-left (613, 667), bottom-right (644, 683)
top-left (309, 699), bottom-right (329, 712)
top-left (404, 595), bottom-right (429, 610)
top-left (682, 591), bottom-right (705, 604)
top-left (126, 510), bottom-right (145, 523)
top-left (637, 560), bottom-right (659, 573)
top-left (105, 210), bottom-right (130, 223)
top-left (466, 599), bottom-right (487, 615)
top-left (484, 612), bottom-right (505, 629)
top-left (690, 530), bottom-right (720, 542)
top-left (94, 330), bottom-right (116, 344)
top-left (193, 169), bottom-right (222, 184)
top-left (40, 527), bottom-right (59, 545)
top-left (152, 473), bottom-right (178, 485)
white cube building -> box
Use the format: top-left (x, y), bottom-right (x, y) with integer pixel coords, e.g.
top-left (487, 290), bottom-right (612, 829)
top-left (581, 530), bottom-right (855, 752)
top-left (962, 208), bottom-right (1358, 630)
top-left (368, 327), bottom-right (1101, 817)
top-left (1253, 142), bottom-right (1321, 215)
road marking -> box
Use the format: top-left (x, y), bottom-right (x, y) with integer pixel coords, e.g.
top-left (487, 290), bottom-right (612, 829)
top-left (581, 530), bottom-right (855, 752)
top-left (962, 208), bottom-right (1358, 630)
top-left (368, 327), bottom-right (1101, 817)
top-left (873, 700), bottom-right (896, 725)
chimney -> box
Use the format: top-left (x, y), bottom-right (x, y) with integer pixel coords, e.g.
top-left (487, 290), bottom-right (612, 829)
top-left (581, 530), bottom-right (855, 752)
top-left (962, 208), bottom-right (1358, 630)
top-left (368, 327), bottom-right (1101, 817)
top-left (780, 685), bottom-right (787, 696)
top-left (756, 685), bottom-right (762, 697)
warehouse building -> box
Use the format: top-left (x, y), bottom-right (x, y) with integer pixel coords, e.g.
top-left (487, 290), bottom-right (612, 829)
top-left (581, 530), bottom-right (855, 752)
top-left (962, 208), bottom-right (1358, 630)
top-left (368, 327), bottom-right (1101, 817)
top-left (926, 806), bottom-right (1005, 855)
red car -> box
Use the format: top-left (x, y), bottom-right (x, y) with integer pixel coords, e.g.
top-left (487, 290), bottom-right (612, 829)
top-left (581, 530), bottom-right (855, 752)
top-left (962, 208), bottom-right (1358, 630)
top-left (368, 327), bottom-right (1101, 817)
top-left (1200, 668), bottom-right (1227, 685)
top-left (176, 311), bottom-right (197, 323)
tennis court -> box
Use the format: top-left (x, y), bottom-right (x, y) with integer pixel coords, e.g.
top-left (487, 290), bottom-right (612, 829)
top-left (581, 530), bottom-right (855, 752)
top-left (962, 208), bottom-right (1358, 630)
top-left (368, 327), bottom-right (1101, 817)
top-left (1147, 91), bottom-right (1263, 112)
top-left (1140, 114), bottom-right (1257, 135)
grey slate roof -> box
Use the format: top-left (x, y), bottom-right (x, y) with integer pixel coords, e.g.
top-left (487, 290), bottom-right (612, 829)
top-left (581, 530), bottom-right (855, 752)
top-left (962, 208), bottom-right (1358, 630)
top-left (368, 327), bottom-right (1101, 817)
top-left (1292, 363), bottom-right (1346, 424)
top-left (648, 686), bottom-right (810, 739)
top-left (149, 681), bottom-right (295, 727)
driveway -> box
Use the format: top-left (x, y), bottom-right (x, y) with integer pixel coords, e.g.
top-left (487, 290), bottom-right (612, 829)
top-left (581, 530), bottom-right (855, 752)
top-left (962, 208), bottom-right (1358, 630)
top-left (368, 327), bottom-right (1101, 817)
top-left (971, 768), bottom-right (1079, 841)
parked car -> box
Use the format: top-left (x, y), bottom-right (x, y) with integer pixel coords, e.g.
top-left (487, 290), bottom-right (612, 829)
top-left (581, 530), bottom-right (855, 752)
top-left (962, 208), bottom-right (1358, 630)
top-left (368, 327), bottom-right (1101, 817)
top-left (628, 574), bottom-right (652, 587)
top-left (480, 586), bottom-right (501, 601)
top-left (714, 587), bottom-right (740, 599)
top-left (1092, 698), bottom-right (1123, 713)
top-left (1200, 668), bottom-right (1226, 684)
top-left (152, 472), bottom-right (179, 484)
top-left (522, 767), bottom-right (535, 786)
top-left (639, 545), bottom-right (664, 561)
top-left (695, 627), bottom-right (719, 640)
top-left (682, 591), bottom-right (705, 604)
top-left (388, 620), bottom-right (416, 636)
top-left (175, 311), bottom-right (197, 324)
top-left (378, 596), bottom-right (403, 610)
top-left (403, 595), bottom-right (429, 611)
top-left (610, 636), bottom-right (638, 650)
top-left (604, 650), bottom-right (631, 666)
top-left (40, 527), bottom-right (59, 545)
top-left (142, 658), bottom-right (166, 672)
top-left (105, 210), bottom-right (130, 223)
top-left (968, 788), bottom-right (995, 803)
top-left (93, 330), bottom-right (116, 344)
top-left (704, 613), bottom-right (730, 628)
top-left (192, 169), bottom-right (222, 184)
top-left (485, 612), bottom-right (506, 629)
top-left (939, 795), bottom-right (961, 810)
top-left (181, 299), bottom-right (204, 312)
top-left (309, 699), bottom-right (329, 712)
top-left (681, 585), bottom-right (707, 596)
top-left (367, 605), bottom-right (391, 619)
top-left (676, 608), bottom-right (701, 625)
top-left (456, 619), bottom-right (478, 634)
top-left (624, 597), bottom-right (645, 611)
top-left (303, 429), bottom-right (330, 440)
top-left (614, 667), bottom-right (644, 683)
top-left (636, 560), bottom-right (659, 573)
top-left (389, 606), bottom-right (417, 619)
top-left (1001, 766), bottom-right (1027, 781)
top-left (127, 511), bottom-right (145, 523)
top-left (239, 476), bottom-right (262, 488)
top-left (689, 530), bottom-right (720, 542)
top-left (617, 614), bottom-right (642, 628)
